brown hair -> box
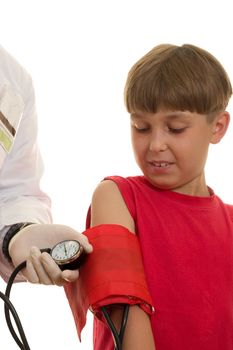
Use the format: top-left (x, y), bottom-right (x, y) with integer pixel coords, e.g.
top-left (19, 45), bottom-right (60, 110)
top-left (124, 44), bottom-right (232, 119)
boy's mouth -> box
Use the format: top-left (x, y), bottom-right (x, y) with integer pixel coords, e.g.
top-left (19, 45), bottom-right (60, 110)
top-left (149, 161), bottom-right (173, 168)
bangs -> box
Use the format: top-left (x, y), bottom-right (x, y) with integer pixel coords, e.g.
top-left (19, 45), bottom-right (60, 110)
top-left (124, 44), bottom-right (232, 116)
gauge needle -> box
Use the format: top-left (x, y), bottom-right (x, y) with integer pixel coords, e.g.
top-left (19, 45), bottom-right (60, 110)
top-left (64, 244), bottom-right (68, 257)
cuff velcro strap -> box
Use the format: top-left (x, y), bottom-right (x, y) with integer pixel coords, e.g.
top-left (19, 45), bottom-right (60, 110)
top-left (64, 224), bottom-right (154, 340)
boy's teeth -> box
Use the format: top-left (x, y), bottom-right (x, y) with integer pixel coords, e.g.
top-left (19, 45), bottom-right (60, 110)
top-left (154, 162), bottom-right (168, 167)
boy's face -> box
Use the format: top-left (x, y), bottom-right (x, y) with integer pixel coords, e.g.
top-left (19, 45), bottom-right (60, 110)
top-left (130, 109), bottom-right (225, 196)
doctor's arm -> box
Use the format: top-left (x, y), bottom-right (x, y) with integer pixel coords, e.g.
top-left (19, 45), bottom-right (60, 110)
top-left (0, 72), bottom-right (92, 285)
top-left (0, 72), bottom-right (52, 282)
top-left (90, 180), bottom-right (156, 350)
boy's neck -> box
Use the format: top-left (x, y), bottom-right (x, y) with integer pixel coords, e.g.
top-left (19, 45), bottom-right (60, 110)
top-left (172, 174), bottom-right (210, 197)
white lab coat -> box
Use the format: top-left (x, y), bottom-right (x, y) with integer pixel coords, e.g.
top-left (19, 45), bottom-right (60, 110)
top-left (0, 45), bottom-right (52, 281)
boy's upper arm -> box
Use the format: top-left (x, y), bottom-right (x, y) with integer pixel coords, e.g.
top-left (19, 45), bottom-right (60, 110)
top-left (90, 180), bottom-right (135, 233)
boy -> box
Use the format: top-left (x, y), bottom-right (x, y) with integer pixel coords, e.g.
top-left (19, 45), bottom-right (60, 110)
top-left (68, 44), bottom-right (233, 349)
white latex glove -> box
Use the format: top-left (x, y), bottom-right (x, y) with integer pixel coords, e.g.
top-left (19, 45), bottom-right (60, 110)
top-left (8, 224), bottom-right (93, 286)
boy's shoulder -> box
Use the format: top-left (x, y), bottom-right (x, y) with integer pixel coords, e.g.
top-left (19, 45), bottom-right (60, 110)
top-left (224, 203), bottom-right (233, 217)
top-left (217, 197), bottom-right (233, 222)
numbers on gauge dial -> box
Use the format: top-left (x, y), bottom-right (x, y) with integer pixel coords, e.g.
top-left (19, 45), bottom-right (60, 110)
top-left (51, 240), bottom-right (80, 262)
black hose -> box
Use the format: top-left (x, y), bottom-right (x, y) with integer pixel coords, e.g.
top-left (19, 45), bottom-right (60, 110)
top-left (101, 304), bottom-right (130, 350)
top-left (4, 261), bottom-right (30, 349)
top-left (101, 306), bottom-right (122, 350)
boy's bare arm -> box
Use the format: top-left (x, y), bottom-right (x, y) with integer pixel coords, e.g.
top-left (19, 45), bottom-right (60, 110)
top-left (91, 180), bottom-right (156, 349)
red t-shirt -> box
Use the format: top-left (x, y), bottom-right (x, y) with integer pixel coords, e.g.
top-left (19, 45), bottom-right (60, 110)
top-left (91, 176), bottom-right (233, 350)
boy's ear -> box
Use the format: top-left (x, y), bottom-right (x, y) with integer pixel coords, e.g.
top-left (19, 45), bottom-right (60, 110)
top-left (210, 111), bottom-right (230, 144)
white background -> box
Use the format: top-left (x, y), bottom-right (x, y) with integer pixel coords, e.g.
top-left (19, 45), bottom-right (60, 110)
top-left (0, 0), bottom-right (233, 349)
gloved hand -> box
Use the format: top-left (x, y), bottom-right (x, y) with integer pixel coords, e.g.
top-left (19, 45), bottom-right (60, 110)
top-left (8, 224), bottom-right (93, 286)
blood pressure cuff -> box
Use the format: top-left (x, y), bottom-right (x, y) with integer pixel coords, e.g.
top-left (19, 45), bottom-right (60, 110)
top-left (64, 224), bottom-right (154, 340)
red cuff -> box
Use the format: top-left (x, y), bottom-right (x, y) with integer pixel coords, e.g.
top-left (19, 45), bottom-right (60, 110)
top-left (64, 224), bottom-right (154, 340)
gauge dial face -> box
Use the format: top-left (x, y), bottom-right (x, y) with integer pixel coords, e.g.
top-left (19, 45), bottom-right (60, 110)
top-left (51, 240), bottom-right (80, 263)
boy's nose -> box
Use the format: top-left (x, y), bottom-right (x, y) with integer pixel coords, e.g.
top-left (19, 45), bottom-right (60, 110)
top-left (149, 134), bottom-right (168, 152)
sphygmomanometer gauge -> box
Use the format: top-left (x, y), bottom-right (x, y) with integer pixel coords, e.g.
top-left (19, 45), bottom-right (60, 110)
top-left (50, 240), bottom-right (86, 270)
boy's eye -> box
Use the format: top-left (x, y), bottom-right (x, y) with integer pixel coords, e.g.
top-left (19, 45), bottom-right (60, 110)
top-left (135, 127), bottom-right (149, 133)
top-left (168, 127), bottom-right (186, 134)
top-left (132, 123), bottom-right (150, 132)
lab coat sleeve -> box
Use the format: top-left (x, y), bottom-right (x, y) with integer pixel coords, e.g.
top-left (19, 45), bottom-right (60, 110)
top-left (0, 46), bottom-right (52, 281)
